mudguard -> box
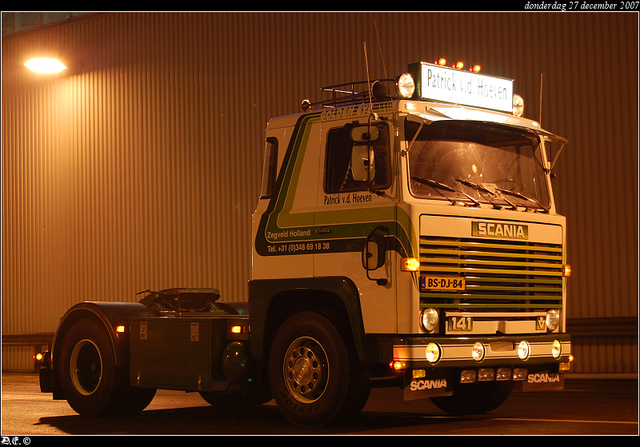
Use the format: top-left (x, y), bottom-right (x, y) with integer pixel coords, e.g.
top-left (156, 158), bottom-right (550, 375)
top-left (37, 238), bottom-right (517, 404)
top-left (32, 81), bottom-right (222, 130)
top-left (48, 301), bottom-right (157, 399)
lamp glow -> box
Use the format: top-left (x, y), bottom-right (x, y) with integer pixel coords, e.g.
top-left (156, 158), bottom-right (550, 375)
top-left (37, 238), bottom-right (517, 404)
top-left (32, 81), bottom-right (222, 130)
top-left (25, 58), bottom-right (67, 74)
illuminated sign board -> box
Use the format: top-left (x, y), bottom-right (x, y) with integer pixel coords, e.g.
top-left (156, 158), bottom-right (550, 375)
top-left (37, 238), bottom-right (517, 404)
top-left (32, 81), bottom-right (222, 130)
top-left (410, 62), bottom-right (514, 113)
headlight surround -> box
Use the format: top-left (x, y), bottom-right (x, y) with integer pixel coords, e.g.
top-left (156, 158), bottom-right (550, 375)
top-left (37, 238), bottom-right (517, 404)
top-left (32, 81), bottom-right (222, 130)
top-left (420, 308), bottom-right (439, 333)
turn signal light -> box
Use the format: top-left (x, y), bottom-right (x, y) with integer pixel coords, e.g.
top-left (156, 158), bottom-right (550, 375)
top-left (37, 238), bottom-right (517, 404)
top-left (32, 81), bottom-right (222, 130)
top-left (390, 360), bottom-right (406, 371)
top-left (401, 257), bottom-right (420, 272)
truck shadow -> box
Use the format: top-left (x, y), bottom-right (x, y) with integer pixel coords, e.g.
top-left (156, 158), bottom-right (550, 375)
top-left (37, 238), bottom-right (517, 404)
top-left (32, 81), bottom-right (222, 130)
top-left (36, 404), bottom-right (465, 435)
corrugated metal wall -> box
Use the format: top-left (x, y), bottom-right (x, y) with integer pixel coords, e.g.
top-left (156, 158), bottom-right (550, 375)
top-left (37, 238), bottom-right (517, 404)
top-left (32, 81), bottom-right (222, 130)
top-left (2, 12), bottom-right (637, 374)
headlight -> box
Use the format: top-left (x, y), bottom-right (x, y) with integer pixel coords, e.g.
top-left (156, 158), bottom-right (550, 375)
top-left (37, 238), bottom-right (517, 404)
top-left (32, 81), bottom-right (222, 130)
top-left (552, 339), bottom-right (562, 359)
top-left (420, 308), bottom-right (439, 333)
top-left (425, 342), bottom-right (441, 363)
top-left (517, 340), bottom-right (530, 360)
top-left (396, 73), bottom-right (415, 99)
top-left (512, 94), bottom-right (524, 116)
top-left (546, 309), bottom-right (560, 331)
top-left (472, 342), bottom-right (485, 362)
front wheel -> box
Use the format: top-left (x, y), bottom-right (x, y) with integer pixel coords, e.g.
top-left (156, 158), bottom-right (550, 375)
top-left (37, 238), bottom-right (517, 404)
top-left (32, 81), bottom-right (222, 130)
top-left (58, 319), bottom-right (156, 416)
top-left (268, 312), bottom-right (370, 427)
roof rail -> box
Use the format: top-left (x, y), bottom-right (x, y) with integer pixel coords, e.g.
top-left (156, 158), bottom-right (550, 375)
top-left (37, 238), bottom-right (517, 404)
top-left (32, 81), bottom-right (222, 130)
top-left (301, 79), bottom-right (396, 111)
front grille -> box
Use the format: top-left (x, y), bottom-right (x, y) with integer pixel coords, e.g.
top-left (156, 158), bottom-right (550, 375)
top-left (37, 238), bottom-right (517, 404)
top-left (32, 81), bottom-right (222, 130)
top-left (419, 236), bottom-right (563, 312)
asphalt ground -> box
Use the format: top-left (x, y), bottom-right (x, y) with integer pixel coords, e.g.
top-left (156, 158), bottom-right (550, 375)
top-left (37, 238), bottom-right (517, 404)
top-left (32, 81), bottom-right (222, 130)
top-left (2, 373), bottom-right (638, 436)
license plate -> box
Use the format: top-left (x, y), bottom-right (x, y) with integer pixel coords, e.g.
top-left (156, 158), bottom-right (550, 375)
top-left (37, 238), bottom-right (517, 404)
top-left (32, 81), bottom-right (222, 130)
top-left (420, 276), bottom-right (466, 292)
top-left (448, 315), bottom-right (474, 332)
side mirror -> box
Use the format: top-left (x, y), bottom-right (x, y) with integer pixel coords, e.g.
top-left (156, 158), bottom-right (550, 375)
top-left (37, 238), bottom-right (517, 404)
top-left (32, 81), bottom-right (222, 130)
top-left (351, 125), bottom-right (379, 143)
top-left (362, 232), bottom-right (388, 286)
top-left (351, 145), bottom-right (375, 182)
top-left (362, 233), bottom-right (385, 271)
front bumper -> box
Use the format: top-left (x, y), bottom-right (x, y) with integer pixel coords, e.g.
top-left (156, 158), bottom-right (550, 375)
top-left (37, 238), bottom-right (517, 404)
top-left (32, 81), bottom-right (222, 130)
top-left (391, 333), bottom-right (571, 400)
top-left (393, 333), bottom-right (571, 368)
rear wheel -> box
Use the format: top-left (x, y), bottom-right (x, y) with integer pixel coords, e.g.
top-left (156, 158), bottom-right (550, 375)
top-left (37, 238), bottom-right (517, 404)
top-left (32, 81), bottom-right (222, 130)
top-left (430, 380), bottom-right (513, 415)
top-left (59, 319), bottom-right (155, 416)
top-left (268, 311), bottom-right (370, 427)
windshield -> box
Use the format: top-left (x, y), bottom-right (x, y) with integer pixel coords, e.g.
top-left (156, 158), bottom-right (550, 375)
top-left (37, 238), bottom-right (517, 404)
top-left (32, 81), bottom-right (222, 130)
top-left (406, 120), bottom-right (551, 211)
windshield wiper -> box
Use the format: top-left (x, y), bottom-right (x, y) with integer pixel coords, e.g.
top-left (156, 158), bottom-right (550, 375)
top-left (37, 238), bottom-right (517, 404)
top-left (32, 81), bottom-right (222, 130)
top-left (455, 178), bottom-right (516, 210)
top-left (411, 177), bottom-right (480, 207)
top-left (495, 187), bottom-right (550, 213)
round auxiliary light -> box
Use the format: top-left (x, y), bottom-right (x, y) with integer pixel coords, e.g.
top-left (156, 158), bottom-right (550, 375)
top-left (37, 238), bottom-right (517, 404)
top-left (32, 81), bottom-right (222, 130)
top-left (472, 342), bottom-right (485, 362)
top-left (371, 80), bottom-right (387, 101)
top-left (453, 61), bottom-right (464, 70)
top-left (420, 308), bottom-right (439, 333)
top-left (552, 339), bottom-right (563, 359)
top-left (546, 309), bottom-right (560, 332)
top-left (517, 340), bottom-right (530, 360)
top-left (425, 342), bottom-right (441, 363)
top-left (435, 58), bottom-right (447, 66)
top-left (512, 94), bottom-right (525, 117)
top-left (396, 73), bottom-right (415, 99)
top-left (470, 64), bottom-right (481, 73)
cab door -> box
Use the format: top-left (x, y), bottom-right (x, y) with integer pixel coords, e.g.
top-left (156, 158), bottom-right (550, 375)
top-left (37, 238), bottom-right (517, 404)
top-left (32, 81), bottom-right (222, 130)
top-left (314, 116), bottom-right (398, 334)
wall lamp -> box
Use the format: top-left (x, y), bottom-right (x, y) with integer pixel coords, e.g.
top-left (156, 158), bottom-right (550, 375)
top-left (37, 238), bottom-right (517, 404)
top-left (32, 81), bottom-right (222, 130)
top-left (24, 57), bottom-right (67, 74)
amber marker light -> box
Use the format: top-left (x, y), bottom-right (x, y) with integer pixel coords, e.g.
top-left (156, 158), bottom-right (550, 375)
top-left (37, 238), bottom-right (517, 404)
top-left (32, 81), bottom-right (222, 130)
top-left (116, 325), bottom-right (125, 333)
top-left (401, 257), bottom-right (420, 272)
top-left (25, 57), bottom-right (67, 74)
top-left (470, 64), bottom-right (481, 73)
top-left (562, 264), bottom-right (572, 277)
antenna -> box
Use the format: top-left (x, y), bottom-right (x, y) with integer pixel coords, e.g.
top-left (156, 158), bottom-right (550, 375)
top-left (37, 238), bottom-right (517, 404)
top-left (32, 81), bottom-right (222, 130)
top-left (363, 42), bottom-right (375, 115)
top-left (539, 72), bottom-right (543, 125)
top-left (373, 19), bottom-right (388, 79)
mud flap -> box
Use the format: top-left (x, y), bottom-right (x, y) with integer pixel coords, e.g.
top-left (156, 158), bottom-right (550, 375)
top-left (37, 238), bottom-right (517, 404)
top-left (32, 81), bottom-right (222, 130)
top-left (403, 370), bottom-right (454, 401)
top-left (521, 371), bottom-right (565, 392)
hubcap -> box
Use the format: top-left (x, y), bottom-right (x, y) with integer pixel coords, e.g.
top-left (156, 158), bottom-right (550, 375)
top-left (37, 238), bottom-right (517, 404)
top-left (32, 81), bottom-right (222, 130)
top-left (283, 336), bottom-right (328, 403)
top-left (70, 339), bottom-right (102, 395)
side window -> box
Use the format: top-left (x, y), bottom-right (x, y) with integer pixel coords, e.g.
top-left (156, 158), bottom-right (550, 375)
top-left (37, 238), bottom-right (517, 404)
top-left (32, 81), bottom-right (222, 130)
top-left (324, 123), bottom-right (391, 194)
top-left (259, 137), bottom-right (278, 199)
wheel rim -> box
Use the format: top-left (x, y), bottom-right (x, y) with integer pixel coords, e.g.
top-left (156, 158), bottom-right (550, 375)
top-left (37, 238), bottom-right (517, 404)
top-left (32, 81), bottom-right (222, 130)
top-left (283, 336), bottom-right (328, 404)
top-left (69, 339), bottom-right (102, 395)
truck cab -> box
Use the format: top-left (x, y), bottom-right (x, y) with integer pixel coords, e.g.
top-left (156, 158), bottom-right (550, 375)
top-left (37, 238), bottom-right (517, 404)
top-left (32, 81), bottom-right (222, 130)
top-left (250, 60), bottom-right (572, 420)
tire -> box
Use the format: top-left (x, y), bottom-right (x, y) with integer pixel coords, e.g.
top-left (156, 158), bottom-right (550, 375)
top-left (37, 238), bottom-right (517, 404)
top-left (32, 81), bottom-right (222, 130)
top-left (59, 319), bottom-right (156, 416)
top-left (268, 311), bottom-right (370, 427)
top-left (430, 380), bottom-right (513, 415)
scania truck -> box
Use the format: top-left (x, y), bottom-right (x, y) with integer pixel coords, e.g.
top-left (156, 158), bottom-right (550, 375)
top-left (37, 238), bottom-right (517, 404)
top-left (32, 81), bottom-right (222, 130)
top-left (37, 59), bottom-right (573, 427)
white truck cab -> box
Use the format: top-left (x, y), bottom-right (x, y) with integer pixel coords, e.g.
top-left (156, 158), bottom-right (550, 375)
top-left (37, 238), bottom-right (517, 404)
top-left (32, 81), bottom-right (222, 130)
top-left (250, 60), bottom-right (572, 418)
